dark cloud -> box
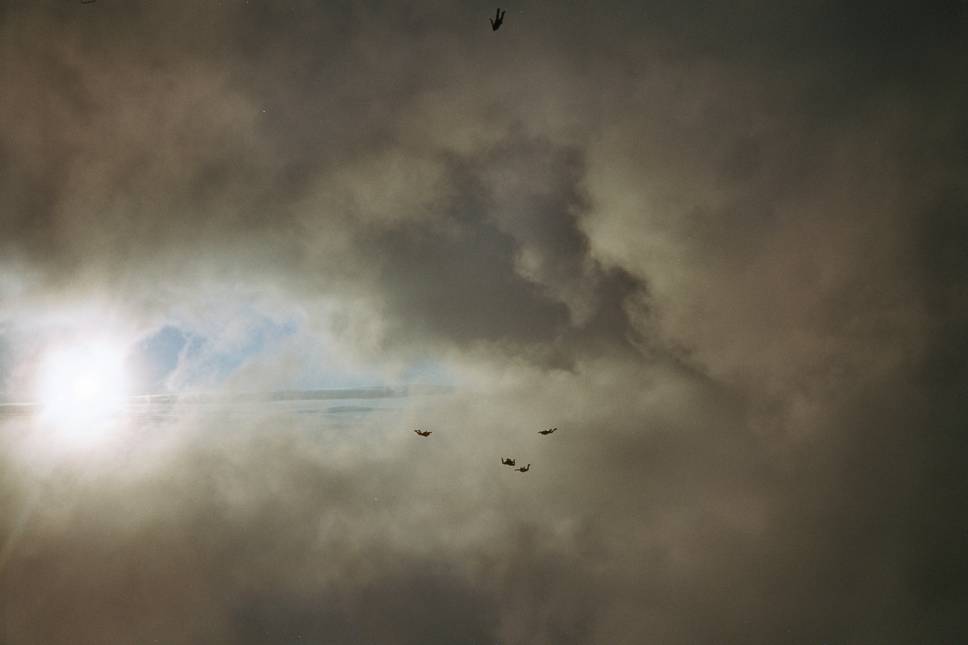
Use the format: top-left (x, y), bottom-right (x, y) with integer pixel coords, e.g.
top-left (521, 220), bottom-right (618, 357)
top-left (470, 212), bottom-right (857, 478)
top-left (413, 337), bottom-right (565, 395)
top-left (1, 1), bottom-right (967, 643)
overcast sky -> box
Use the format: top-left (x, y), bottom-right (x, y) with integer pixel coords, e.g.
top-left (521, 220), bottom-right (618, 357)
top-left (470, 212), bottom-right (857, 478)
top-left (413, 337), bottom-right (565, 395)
top-left (1, 1), bottom-right (966, 643)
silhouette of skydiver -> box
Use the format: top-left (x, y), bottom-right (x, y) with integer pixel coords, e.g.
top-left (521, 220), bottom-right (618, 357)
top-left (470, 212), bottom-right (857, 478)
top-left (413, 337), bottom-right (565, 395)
top-left (490, 8), bottom-right (506, 31)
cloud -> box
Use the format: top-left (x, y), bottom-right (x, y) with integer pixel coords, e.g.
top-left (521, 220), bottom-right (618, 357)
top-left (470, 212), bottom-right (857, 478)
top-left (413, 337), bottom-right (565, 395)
top-left (0, 1), bottom-right (966, 643)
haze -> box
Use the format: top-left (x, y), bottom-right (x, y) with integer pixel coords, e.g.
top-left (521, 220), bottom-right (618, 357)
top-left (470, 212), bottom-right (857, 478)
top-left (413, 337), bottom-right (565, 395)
top-left (1, 2), bottom-right (966, 643)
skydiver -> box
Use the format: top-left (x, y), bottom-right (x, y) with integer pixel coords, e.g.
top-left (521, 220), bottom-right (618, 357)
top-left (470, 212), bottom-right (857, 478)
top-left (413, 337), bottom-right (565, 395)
top-left (490, 8), bottom-right (506, 31)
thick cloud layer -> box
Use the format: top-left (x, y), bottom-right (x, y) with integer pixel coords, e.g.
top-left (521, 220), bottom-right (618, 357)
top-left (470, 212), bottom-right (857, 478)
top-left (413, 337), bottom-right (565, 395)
top-left (1, 1), bottom-right (966, 643)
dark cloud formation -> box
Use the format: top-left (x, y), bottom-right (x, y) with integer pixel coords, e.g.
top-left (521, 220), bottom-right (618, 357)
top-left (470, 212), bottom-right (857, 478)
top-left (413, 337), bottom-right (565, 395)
top-left (1, 1), bottom-right (967, 643)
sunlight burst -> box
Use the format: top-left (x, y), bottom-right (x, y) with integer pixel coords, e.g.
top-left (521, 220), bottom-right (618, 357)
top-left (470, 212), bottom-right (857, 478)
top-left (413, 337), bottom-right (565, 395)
top-left (35, 339), bottom-right (129, 428)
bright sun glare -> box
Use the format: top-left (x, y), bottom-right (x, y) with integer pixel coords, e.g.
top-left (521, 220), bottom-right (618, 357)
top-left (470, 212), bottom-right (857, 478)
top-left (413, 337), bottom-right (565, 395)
top-left (36, 339), bottom-right (129, 426)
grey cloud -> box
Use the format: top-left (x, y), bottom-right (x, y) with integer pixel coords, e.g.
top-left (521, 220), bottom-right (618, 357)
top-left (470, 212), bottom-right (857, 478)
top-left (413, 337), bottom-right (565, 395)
top-left (1, 1), bottom-right (653, 365)
top-left (1, 1), bottom-right (966, 643)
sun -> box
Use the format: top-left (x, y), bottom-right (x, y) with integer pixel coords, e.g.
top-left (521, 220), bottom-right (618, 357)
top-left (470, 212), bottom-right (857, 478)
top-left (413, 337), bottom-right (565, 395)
top-left (35, 339), bottom-right (129, 426)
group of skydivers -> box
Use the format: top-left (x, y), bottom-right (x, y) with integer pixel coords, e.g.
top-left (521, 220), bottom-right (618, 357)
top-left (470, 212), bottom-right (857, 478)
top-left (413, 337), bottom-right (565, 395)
top-left (413, 426), bottom-right (556, 473)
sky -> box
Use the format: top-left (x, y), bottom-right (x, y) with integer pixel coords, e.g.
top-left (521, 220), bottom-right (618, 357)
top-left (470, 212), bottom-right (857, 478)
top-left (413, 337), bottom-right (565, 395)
top-left (0, 1), bottom-right (966, 643)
